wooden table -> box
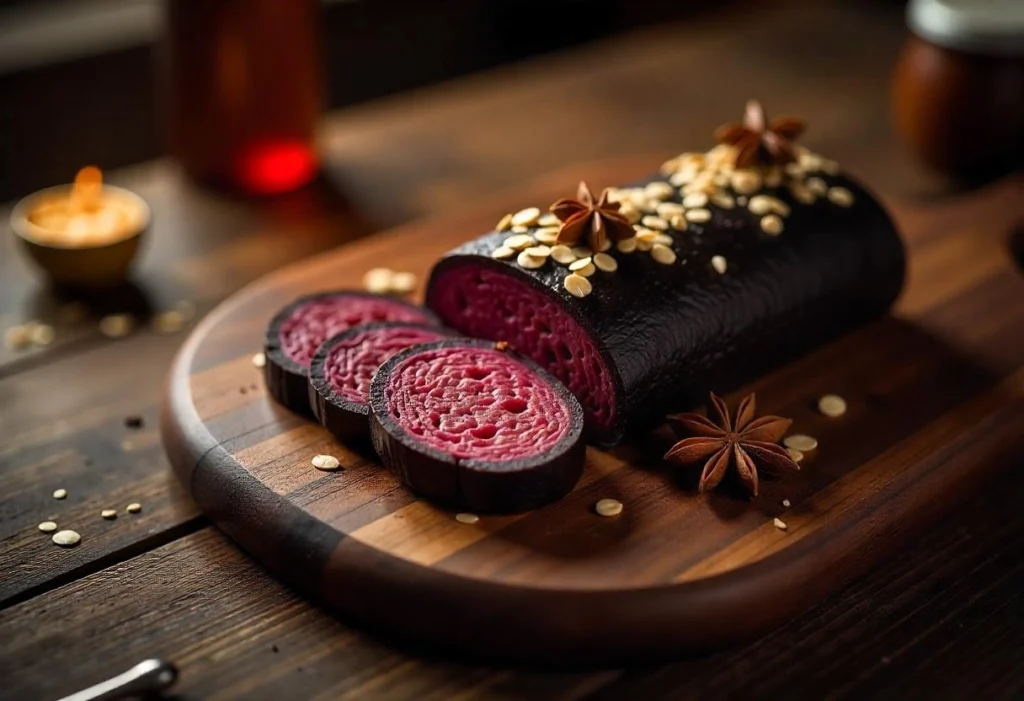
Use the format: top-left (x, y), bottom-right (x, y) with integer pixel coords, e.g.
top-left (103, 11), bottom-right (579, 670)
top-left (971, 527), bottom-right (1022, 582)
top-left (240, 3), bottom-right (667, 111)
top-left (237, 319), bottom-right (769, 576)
top-left (1, 2), bottom-right (1022, 698)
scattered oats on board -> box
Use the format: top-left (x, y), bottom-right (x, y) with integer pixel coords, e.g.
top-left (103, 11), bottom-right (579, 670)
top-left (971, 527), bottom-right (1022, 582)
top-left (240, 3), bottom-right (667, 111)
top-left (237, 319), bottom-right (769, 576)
top-left (595, 498), bottom-right (623, 517)
top-left (252, 352), bottom-right (267, 368)
top-left (101, 509), bottom-right (117, 520)
top-left (773, 517), bottom-right (788, 531)
top-left (53, 488), bottom-right (67, 500)
top-left (390, 271), bottom-right (418, 294)
top-left (52, 530), bottom-right (81, 547)
top-left (152, 310), bottom-right (186, 334)
top-left (818, 394), bottom-right (848, 417)
top-left (455, 512), bottom-right (479, 525)
top-left (311, 454), bottom-right (341, 471)
top-left (787, 447), bottom-right (805, 463)
top-left (30, 324), bottom-right (55, 346)
top-left (782, 499), bottom-right (791, 508)
top-left (784, 434), bottom-right (818, 452)
top-left (711, 255), bottom-right (728, 275)
top-left (363, 267), bottom-right (394, 294)
top-left (99, 314), bottom-right (134, 339)
top-left (126, 503), bottom-right (142, 514)
top-left (38, 521), bottom-right (58, 533)
top-left (4, 325), bottom-right (31, 350)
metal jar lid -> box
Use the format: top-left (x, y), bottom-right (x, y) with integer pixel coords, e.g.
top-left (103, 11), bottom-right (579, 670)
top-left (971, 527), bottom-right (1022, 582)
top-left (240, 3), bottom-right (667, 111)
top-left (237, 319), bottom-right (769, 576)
top-left (907, 0), bottom-right (1024, 56)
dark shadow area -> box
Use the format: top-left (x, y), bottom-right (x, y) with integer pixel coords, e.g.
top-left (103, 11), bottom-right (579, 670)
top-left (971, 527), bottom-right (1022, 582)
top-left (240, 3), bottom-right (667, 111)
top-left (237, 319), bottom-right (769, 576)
top-left (1010, 221), bottom-right (1024, 273)
top-left (28, 279), bottom-right (156, 320)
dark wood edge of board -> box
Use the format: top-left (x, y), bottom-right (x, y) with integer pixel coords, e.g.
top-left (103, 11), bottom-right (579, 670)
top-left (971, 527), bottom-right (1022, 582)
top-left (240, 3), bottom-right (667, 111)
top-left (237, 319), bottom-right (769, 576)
top-left (159, 157), bottom-right (1021, 666)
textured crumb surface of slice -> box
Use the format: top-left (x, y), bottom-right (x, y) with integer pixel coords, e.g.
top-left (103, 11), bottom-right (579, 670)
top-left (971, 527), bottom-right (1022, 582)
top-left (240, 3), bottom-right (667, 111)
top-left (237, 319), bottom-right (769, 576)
top-left (276, 293), bottom-right (434, 368)
top-left (309, 322), bottom-right (453, 440)
top-left (319, 324), bottom-right (452, 406)
top-left (384, 345), bottom-right (571, 460)
top-left (369, 339), bottom-right (585, 513)
top-left (264, 292), bottom-right (438, 415)
top-left (426, 265), bottom-right (616, 434)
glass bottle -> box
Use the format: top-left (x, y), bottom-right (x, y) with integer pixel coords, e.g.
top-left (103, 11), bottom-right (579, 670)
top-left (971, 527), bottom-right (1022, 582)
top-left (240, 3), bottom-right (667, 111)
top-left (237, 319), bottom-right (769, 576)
top-left (162, 0), bottom-right (323, 194)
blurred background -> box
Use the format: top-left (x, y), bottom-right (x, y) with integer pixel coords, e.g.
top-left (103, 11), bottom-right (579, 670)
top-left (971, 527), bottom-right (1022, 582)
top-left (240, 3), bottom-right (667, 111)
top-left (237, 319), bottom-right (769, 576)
top-left (0, 0), bottom-right (912, 201)
top-left (1, 2), bottom-right (1023, 698)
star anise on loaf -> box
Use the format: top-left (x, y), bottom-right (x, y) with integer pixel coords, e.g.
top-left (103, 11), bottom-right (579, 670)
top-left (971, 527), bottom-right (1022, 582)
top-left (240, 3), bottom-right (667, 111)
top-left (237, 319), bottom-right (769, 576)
top-left (664, 392), bottom-right (799, 497)
top-left (550, 181), bottom-right (635, 253)
top-left (714, 100), bottom-right (806, 169)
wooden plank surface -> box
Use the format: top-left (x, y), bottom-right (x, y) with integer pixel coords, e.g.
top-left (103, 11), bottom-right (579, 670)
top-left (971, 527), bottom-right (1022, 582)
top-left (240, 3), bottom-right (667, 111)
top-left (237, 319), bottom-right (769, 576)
top-left (160, 156), bottom-right (1024, 662)
top-left (2, 467), bottom-right (1022, 700)
top-left (1, 0), bottom-right (1022, 696)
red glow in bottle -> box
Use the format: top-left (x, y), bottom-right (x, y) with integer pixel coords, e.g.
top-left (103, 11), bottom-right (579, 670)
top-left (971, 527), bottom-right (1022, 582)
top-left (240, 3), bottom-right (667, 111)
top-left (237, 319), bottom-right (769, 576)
top-left (162, 0), bottom-right (322, 194)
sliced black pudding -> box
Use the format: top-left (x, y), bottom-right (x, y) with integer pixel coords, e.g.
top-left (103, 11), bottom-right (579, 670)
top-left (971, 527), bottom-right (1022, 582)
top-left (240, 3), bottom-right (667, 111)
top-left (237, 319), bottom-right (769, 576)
top-left (369, 339), bottom-right (586, 513)
top-left (309, 322), bottom-right (454, 441)
top-left (264, 291), bottom-right (438, 415)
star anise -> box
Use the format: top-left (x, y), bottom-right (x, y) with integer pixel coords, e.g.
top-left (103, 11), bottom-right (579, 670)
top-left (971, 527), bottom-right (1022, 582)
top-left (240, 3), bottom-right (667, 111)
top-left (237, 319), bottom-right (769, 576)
top-left (714, 100), bottom-right (806, 169)
top-left (550, 181), bottom-right (635, 253)
top-left (664, 392), bottom-right (799, 496)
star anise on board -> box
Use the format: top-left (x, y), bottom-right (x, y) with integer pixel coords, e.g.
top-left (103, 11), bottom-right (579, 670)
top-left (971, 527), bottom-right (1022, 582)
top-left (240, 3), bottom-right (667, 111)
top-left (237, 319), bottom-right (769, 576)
top-left (550, 181), bottom-right (635, 253)
top-left (664, 392), bottom-right (799, 497)
top-left (714, 100), bottom-right (806, 169)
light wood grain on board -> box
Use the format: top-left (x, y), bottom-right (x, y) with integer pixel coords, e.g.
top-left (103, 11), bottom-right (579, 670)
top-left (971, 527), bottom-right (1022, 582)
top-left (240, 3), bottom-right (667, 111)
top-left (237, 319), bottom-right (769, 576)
top-left (165, 158), bottom-right (1024, 599)
top-left (156, 158), bottom-right (1024, 662)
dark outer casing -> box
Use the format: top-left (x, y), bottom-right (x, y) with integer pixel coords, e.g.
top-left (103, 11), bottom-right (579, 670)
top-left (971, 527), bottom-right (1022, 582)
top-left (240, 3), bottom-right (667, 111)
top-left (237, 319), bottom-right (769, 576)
top-left (425, 173), bottom-right (906, 445)
top-left (264, 291), bottom-right (438, 416)
top-left (308, 321), bottom-right (456, 442)
top-left (368, 339), bottom-right (587, 514)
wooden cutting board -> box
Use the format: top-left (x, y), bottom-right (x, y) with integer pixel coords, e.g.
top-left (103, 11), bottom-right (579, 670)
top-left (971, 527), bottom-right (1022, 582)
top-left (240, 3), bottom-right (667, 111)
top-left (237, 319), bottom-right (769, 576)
top-left (161, 158), bottom-right (1024, 666)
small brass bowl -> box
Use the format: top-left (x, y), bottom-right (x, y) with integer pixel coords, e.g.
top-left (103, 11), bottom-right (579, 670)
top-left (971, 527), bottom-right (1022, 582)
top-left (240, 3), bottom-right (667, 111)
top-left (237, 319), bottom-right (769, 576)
top-left (10, 184), bottom-right (150, 289)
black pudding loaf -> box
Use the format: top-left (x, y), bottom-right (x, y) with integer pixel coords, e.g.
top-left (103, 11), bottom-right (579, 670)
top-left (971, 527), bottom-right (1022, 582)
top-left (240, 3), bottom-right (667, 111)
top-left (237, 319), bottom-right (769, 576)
top-left (425, 157), bottom-right (906, 446)
top-left (265, 291), bottom-right (438, 415)
top-left (369, 339), bottom-right (586, 513)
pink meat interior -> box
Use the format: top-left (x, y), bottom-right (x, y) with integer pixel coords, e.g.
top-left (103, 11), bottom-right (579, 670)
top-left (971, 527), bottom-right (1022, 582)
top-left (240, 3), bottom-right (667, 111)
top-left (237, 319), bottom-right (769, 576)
top-left (386, 346), bottom-right (572, 462)
top-left (325, 326), bottom-right (449, 405)
top-left (279, 296), bottom-right (431, 367)
top-left (428, 265), bottom-right (615, 431)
